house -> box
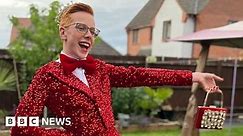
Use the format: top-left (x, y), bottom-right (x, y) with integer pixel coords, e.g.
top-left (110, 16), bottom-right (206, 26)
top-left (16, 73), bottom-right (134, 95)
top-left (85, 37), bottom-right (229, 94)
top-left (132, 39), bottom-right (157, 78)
top-left (10, 18), bottom-right (32, 43)
top-left (9, 18), bottom-right (121, 56)
top-left (90, 38), bottom-right (121, 56)
top-left (126, 0), bottom-right (243, 59)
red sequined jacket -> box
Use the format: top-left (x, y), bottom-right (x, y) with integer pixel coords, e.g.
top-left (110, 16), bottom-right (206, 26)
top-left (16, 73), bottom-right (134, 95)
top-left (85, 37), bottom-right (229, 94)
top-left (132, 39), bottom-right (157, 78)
top-left (11, 59), bottom-right (192, 136)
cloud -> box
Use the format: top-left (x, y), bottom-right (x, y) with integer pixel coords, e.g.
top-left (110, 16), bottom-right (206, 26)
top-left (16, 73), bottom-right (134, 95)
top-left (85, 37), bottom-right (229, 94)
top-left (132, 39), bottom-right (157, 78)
top-left (0, 0), bottom-right (149, 54)
top-left (0, 5), bottom-right (30, 48)
top-left (93, 0), bottom-right (148, 54)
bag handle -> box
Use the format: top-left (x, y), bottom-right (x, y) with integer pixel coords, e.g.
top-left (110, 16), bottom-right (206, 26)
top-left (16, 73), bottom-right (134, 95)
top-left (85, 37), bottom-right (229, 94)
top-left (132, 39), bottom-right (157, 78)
top-left (203, 90), bottom-right (224, 108)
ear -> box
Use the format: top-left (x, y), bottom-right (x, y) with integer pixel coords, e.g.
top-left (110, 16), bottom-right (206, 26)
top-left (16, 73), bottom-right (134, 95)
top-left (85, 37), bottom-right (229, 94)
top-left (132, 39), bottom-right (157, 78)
top-left (59, 26), bottom-right (67, 41)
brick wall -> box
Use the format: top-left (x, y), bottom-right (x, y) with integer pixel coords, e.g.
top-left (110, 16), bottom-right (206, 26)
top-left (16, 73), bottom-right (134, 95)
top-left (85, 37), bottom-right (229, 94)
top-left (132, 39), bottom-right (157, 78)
top-left (127, 27), bottom-right (152, 56)
top-left (193, 0), bottom-right (243, 59)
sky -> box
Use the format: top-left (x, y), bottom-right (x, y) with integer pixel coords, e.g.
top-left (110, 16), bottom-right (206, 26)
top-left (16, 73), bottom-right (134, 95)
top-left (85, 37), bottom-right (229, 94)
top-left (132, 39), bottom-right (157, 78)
top-left (0, 0), bottom-right (149, 55)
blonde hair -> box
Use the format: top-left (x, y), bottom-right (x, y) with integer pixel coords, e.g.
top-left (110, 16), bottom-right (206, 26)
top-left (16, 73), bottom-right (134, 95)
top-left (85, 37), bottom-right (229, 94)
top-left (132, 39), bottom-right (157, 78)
top-left (57, 3), bottom-right (94, 27)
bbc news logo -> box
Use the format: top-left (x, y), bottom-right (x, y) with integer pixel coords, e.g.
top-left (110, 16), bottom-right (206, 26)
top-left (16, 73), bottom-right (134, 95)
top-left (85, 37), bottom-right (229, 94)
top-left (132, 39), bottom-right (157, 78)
top-left (5, 116), bottom-right (71, 126)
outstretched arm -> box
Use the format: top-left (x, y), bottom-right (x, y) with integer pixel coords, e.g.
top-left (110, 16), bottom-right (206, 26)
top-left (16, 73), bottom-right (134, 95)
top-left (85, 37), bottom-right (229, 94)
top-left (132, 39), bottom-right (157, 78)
top-left (103, 62), bottom-right (223, 91)
top-left (104, 63), bottom-right (192, 87)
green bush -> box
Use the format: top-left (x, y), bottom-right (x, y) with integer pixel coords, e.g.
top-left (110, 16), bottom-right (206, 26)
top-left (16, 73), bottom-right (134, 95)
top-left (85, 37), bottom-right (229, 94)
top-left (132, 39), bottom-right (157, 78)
top-left (112, 87), bottom-right (144, 118)
top-left (112, 87), bottom-right (174, 117)
top-left (138, 87), bottom-right (173, 116)
top-left (0, 60), bottom-right (16, 92)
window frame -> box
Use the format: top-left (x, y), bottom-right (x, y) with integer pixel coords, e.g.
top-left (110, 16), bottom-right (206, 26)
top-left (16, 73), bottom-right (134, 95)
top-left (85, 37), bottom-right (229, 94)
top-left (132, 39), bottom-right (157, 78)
top-left (162, 20), bottom-right (171, 42)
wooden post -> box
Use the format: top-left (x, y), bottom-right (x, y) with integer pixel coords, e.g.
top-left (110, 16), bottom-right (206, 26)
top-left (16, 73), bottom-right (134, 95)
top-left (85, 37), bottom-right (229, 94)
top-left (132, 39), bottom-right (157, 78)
top-left (12, 58), bottom-right (21, 101)
top-left (181, 41), bottom-right (210, 136)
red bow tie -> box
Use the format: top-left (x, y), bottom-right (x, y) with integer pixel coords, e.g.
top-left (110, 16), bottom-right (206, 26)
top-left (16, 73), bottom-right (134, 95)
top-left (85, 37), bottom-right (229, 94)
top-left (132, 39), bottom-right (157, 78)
top-left (60, 54), bottom-right (96, 74)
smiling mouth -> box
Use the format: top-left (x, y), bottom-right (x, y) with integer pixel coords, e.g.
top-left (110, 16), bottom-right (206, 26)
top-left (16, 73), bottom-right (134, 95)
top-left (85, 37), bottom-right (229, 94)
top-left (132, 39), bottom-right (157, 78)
top-left (78, 42), bottom-right (90, 49)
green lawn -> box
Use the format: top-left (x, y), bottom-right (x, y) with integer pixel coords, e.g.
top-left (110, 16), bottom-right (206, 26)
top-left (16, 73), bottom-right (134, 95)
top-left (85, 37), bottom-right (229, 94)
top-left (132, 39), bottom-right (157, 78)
top-left (122, 126), bottom-right (243, 136)
top-left (1, 126), bottom-right (242, 136)
top-left (0, 131), bottom-right (9, 136)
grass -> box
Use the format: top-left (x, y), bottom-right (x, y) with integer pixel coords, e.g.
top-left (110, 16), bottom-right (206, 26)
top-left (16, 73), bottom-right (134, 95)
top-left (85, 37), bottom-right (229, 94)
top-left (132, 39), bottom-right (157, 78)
top-left (122, 129), bottom-right (180, 136)
top-left (201, 126), bottom-right (243, 136)
top-left (1, 126), bottom-right (242, 136)
top-left (122, 126), bottom-right (243, 136)
top-left (0, 131), bottom-right (9, 136)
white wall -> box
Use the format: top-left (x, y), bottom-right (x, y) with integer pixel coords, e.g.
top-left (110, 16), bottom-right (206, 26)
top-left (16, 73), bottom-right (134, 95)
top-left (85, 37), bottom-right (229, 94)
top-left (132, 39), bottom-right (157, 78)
top-left (151, 0), bottom-right (194, 58)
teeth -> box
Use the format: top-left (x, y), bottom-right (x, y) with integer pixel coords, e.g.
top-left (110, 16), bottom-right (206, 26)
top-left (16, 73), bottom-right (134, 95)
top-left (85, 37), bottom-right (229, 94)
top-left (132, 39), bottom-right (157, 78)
top-left (82, 43), bottom-right (89, 47)
top-left (79, 42), bottom-right (90, 48)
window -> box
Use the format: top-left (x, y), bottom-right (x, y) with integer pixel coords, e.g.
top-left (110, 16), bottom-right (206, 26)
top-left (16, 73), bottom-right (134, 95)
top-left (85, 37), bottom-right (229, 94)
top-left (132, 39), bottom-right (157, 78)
top-left (162, 20), bottom-right (171, 42)
top-left (132, 29), bottom-right (139, 44)
top-left (150, 27), bottom-right (153, 41)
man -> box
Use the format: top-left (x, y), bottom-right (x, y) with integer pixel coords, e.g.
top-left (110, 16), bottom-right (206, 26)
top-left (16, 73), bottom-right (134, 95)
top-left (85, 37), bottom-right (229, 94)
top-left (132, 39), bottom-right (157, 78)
top-left (11, 2), bottom-right (223, 136)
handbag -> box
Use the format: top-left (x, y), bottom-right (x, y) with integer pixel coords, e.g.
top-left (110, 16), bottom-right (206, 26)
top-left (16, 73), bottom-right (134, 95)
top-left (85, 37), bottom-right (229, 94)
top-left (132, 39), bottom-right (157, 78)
top-left (195, 91), bottom-right (227, 129)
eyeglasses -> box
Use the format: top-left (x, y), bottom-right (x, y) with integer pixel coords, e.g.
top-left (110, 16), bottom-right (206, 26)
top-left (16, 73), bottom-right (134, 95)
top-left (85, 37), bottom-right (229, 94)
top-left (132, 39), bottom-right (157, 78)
top-left (65, 22), bottom-right (100, 37)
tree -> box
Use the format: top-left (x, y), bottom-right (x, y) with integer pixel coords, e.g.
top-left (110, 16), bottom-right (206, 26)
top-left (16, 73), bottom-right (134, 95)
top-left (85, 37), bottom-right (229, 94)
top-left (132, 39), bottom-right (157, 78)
top-left (8, 1), bottom-right (62, 92)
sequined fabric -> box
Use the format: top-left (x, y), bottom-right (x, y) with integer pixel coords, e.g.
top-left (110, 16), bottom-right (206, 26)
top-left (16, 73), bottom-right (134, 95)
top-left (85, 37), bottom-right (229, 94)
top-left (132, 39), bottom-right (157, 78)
top-left (11, 59), bottom-right (192, 136)
top-left (200, 110), bottom-right (226, 129)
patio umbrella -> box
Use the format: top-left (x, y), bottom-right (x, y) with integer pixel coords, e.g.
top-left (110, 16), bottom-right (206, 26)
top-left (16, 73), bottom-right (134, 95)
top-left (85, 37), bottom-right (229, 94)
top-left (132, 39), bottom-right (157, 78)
top-left (173, 21), bottom-right (243, 48)
top-left (171, 21), bottom-right (242, 136)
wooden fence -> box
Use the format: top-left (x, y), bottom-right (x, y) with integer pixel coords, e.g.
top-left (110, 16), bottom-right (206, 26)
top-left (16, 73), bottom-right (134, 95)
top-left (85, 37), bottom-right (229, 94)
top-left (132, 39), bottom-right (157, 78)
top-left (1, 55), bottom-right (243, 113)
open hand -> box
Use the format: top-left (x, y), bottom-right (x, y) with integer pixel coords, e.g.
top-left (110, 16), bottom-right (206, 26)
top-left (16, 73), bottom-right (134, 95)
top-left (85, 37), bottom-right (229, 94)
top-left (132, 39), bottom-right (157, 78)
top-left (192, 72), bottom-right (224, 93)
